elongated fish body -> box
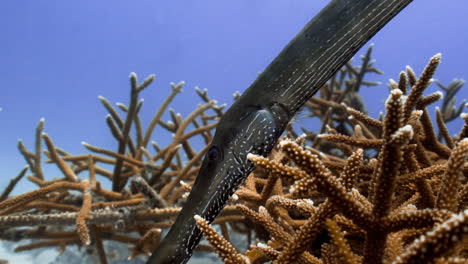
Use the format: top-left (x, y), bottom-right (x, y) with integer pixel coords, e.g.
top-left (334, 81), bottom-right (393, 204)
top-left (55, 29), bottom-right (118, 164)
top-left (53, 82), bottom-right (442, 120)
top-left (147, 0), bottom-right (413, 263)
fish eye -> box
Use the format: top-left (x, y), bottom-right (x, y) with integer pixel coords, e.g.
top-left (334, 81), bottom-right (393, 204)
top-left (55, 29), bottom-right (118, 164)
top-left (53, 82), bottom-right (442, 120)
top-left (208, 145), bottom-right (222, 161)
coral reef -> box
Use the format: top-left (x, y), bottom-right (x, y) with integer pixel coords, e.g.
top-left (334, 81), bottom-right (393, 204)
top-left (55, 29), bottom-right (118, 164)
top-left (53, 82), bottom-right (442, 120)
top-left (0, 75), bottom-right (226, 263)
top-left (0, 48), bottom-right (466, 264)
top-left (194, 53), bottom-right (468, 263)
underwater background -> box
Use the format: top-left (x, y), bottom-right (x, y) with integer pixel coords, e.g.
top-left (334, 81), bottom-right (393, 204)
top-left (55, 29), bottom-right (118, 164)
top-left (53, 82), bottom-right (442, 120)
top-left (0, 0), bottom-right (467, 263)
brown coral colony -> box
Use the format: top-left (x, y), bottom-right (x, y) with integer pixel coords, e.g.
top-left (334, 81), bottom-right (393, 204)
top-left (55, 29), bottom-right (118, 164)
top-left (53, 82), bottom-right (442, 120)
top-left (0, 49), bottom-right (466, 263)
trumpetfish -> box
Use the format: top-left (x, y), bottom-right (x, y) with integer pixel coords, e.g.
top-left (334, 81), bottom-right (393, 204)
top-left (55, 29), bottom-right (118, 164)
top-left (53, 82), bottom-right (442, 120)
top-left (147, 0), bottom-right (413, 263)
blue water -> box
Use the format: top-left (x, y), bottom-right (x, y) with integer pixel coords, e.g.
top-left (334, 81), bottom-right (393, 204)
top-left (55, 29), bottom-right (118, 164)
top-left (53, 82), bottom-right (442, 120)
top-left (0, 1), bottom-right (467, 263)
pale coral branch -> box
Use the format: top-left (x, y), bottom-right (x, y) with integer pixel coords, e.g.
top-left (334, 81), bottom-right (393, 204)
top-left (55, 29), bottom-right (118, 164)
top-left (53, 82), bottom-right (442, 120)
top-left (76, 180), bottom-right (92, 245)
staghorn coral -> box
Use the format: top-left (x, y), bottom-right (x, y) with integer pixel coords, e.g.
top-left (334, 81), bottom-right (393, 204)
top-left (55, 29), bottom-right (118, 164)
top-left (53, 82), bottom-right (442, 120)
top-left (193, 54), bottom-right (467, 264)
top-left (0, 74), bottom-right (230, 263)
top-left (0, 51), bottom-right (466, 264)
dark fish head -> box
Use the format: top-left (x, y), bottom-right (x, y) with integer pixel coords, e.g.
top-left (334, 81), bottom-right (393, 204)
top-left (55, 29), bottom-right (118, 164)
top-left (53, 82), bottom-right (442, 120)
top-left (206, 102), bottom-right (291, 188)
top-left (193, 103), bottom-right (291, 215)
top-left (146, 103), bottom-right (290, 264)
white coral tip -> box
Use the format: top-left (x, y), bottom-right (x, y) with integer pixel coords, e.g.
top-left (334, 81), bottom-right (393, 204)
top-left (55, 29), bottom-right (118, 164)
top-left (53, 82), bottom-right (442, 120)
top-left (194, 215), bottom-right (202, 221)
top-left (257, 242), bottom-right (268, 248)
top-left (231, 194), bottom-right (239, 201)
top-left (246, 153), bottom-right (256, 160)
